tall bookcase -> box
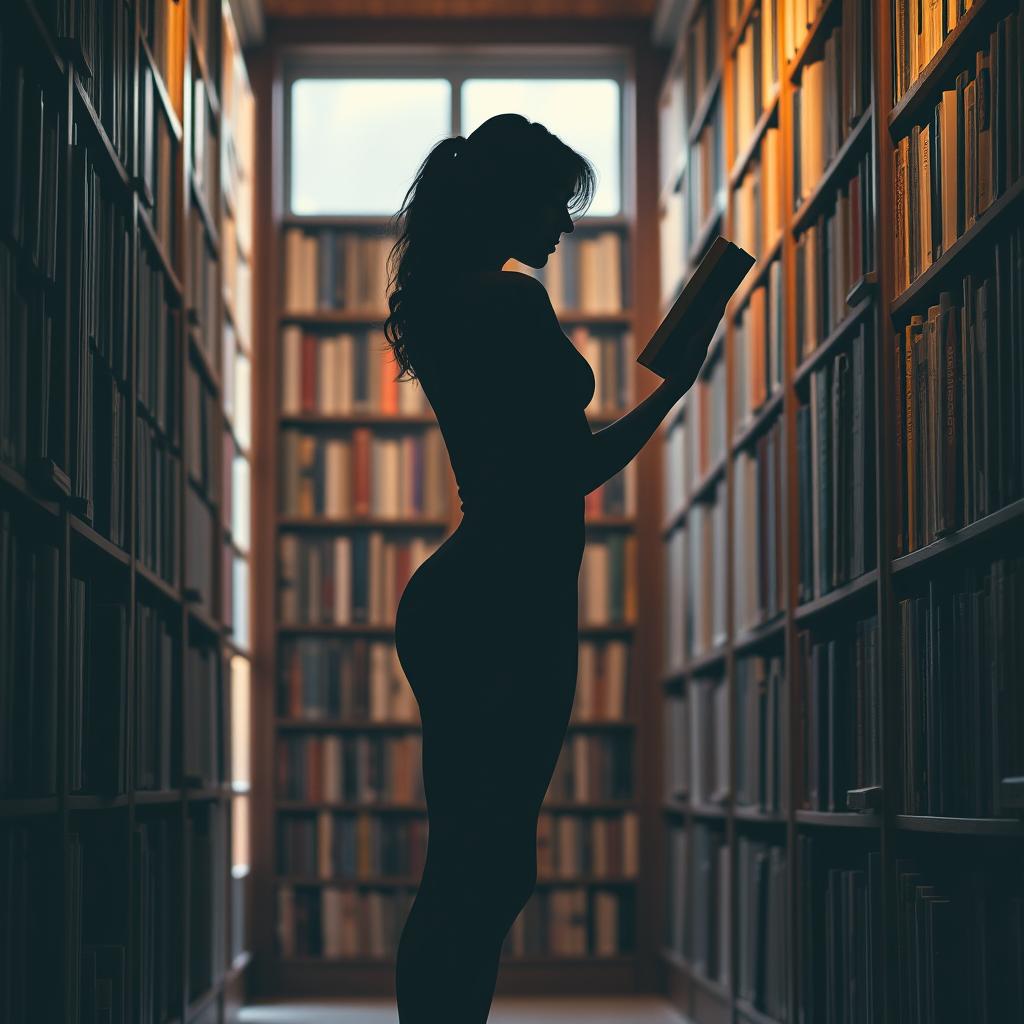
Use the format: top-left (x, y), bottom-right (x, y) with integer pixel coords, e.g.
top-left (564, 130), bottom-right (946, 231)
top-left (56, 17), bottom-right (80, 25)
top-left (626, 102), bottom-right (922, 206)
top-left (0, 1), bottom-right (255, 1021)
top-left (657, 0), bottom-right (1023, 1022)
top-left (253, 53), bottom-right (650, 994)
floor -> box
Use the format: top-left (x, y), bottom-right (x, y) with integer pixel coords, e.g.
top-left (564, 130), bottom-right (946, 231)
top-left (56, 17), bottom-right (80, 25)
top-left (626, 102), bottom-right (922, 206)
top-left (239, 996), bottom-right (688, 1023)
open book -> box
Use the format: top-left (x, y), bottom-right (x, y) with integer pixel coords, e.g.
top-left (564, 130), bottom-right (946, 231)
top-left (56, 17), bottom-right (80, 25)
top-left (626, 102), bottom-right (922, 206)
top-left (637, 235), bottom-right (755, 378)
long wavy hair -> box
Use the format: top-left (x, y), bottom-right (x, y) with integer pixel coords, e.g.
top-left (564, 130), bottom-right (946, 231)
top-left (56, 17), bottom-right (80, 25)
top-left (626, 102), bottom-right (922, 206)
top-left (383, 113), bottom-right (597, 382)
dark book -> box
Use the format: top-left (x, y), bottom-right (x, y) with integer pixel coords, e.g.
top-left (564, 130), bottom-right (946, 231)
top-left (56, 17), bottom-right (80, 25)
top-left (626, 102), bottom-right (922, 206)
top-left (637, 236), bottom-right (755, 378)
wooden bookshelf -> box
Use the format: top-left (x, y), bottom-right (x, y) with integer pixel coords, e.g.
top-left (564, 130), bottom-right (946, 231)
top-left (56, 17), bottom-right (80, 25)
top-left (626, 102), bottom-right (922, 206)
top-left (656, 0), bottom-right (1024, 1022)
top-left (0, 1), bottom-right (255, 1021)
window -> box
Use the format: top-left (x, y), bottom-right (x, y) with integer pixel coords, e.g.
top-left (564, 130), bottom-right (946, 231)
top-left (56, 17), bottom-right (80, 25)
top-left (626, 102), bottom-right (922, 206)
top-left (290, 78), bottom-right (452, 214)
top-left (286, 54), bottom-right (626, 217)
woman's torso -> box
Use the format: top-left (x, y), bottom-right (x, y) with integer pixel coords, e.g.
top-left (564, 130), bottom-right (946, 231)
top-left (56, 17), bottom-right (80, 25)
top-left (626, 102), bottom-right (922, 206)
top-left (397, 273), bottom-right (597, 631)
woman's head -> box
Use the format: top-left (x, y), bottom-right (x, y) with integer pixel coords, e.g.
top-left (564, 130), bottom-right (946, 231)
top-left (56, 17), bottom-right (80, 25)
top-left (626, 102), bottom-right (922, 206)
top-left (384, 113), bottom-right (597, 380)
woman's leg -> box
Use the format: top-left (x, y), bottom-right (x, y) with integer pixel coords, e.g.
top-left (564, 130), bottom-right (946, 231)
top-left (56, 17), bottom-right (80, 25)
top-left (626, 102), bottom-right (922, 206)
top-left (395, 805), bottom-right (539, 1024)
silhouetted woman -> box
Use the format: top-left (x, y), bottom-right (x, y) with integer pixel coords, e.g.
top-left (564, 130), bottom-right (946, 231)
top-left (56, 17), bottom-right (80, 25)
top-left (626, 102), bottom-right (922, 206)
top-left (385, 113), bottom-right (718, 1023)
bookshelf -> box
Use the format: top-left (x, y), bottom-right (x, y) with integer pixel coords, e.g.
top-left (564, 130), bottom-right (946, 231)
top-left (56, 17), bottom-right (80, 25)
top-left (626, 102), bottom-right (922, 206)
top-left (657, 0), bottom-right (1023, 1022)
top-left (253, 47), bottom-right (650, 993)
top-left (0, 1), bottom-right (255, 1021)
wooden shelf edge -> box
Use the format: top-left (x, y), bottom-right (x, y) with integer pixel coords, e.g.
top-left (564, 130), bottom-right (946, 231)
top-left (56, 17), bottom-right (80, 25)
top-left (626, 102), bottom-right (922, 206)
top-left (728, 88), bottom-right (780, 188)
top-left (686, 67), bottom-right (723, 146)
top-left (793, 568), bottom-right (878, 623)
top-left (786, 0), bottom-right (842, 83)
top-left (889, 178), bottom-right (1024, 319)
top-left (891, 497), bottom-right (1024, 576)
top-left (792, 295), bottom-right (875, 390)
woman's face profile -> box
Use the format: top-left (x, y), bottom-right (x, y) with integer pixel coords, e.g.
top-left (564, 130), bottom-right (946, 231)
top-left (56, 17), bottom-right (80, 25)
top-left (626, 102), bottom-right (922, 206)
top-left (506, 184), bottom-right (576, 269)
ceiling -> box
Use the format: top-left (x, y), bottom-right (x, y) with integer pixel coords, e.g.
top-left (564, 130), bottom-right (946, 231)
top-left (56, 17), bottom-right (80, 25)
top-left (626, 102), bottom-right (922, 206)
top-left (263, 0), bottom-right (655, 17)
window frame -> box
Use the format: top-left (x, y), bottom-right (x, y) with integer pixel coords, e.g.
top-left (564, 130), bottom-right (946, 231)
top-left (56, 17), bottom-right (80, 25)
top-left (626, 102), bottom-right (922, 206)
top-left (280, 44), bottom-right (633, 220)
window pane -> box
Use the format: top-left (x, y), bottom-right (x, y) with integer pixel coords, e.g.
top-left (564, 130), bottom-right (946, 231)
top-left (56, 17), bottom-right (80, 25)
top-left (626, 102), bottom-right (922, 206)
top-left (462, 79), bottom-right (620, 215)
top-left (290, 78), bottom-right (452, 214)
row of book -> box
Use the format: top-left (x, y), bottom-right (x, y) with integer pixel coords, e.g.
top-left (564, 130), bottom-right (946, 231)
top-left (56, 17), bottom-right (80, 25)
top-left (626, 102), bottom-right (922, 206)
top-left (277, 810), bottom-right (428, 879)
top-left (688, 110), bottom-right (725, 246)
top-left (732, 262), bottom-right (783, 432)
top-left (732, 0), bottom-right (779, 155)
top-left (733, 420), bottom-right (785, 632)
top-left (187, 804), bottom-right (227, 1000)
top-left (183, 641), bottom-right (224, 789)
top-left (187, 363), bottom-right (220, 500)
top-left (0, 239), bottom-right (58, 479)
top-left (279, 637), bottom-right (418, 722)
top-left (76, 0), bottom-right (134, 171)
top-left (278, 636), bottom-right (631, 724)
top-left (138, 46), bottom-right (180, 257)
top-left (188, 206), bottom-right (219, 363)
top-left (536, 810), bottom-right (639, 879)
top-left (0, 513), bottom-right (59, 796)
top-left (892, 248), bottom-right (1023, 555)
top-left (280, 327), bottom-right (430, 416)
top-left (892, 0), bottom-right (989, 101)
top-left (582, 462), bottom-right (636, 518)
top-left (891, 12), bottom-right (1022, 294)
top-left (136, 419), bottom-right (180, 584)
top-left (795, 322), bottom-right (877, 602)
top-left (680, 823), bottom-right (730, 983)
top-left (663, 351), bottom-right (728, 521)
top-left (736, 836), bottom-right (788, 1020)
top-left (283, 228), bottom-right (392, 313)
top-left (792, 0), bottom-right (872, 205)
top-left (797, 838), bottom-right (883, 1024)
top-left (138, 0), bottom-right (185, 122)
top-left (278, 427), bottom-right (449, 518)
top-left (579, 534), bottom-right (638, 626)
top-left (276, 732), bottom-right (425, 804)
top-left (190, 75), bottom-right (218, 228)
top-left (508, 229), bottom-right (627, 314)
top-left (674, 484), bottom-right (728, 660)
top-left (794, 151), bottom-right (876, 362)
top-left (502, 886), bottom-right (637, 958)
top-left (278, 530), bottom-right (637, 628)
top-left (894, 854), bottom-right (1024, 1020)
top-left (70, 133), bottom-right (133, 544)
top-left (278, 532), bottom-right (438, 626)
top-left (134, 602), bottom-right (177, 793)
top-left (185, 487), bottom-right (215, 614)
top-left (732, 126), bottom-right (782, 260)
top-left (897, 558), bottom-right (1022, 818)
top-left (137, 230), bottom-right (181, 443)
top-left (735, 655), bottom-right (784, 815)
top-left (685, 674), bottom-right (730, 807)
top-left (546, 732), bottom-right (634, 803)
top-left (0, 28), bottom-right (62, 285)
top-left (571, 327), bottom-right (632, 416)
top-left (133, 815), bottom-right (183, 1024)
top-left (69, 586), bottom-right (129, 795)
top-left (684, 0), bottom-right (720, 128)
top-left (276, 809), bottom-right (639, 882)
top-left (274, 883), bottom-right (636, 959)
top-left (797, 614), bottom-right (881, 813)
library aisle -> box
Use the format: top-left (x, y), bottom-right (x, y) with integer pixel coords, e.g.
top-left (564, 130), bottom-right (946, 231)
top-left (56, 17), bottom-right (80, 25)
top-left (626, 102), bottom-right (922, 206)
top-left (239, 996), bottom-right (689, 1023)
top-left (2, 0), bottom-right (1022, 1022)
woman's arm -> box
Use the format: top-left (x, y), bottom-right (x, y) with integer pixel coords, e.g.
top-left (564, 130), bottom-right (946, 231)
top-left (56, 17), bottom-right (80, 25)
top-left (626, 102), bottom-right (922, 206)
top-left (578, 318), bottom-right (719, 495)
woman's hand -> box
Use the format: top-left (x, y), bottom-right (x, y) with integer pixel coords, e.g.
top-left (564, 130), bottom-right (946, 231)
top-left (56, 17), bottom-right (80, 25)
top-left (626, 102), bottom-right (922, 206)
top-left (658, 313), bottom-right (721, 400)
